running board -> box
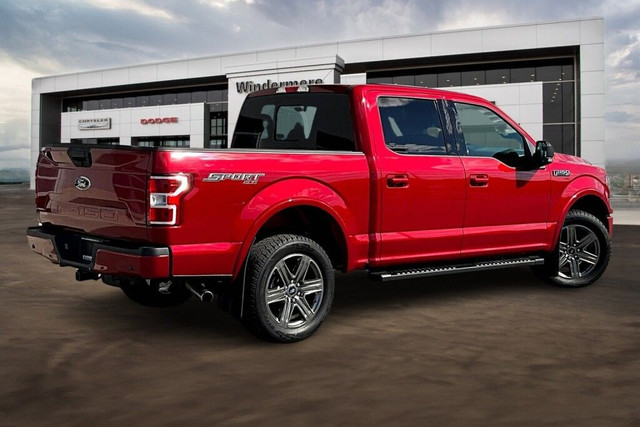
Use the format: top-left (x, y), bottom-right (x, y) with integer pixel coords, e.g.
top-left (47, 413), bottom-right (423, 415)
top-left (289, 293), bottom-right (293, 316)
top-left (369, 256), bottom-right (545, 282)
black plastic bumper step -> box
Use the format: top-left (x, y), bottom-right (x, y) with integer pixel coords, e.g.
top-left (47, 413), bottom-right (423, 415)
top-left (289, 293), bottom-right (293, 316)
top-left (369, 256), bottom-right (545, 282)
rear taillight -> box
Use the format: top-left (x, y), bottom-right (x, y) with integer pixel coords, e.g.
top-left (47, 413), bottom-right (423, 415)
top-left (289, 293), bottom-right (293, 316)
top-left (148, 174), bottom-right (191, 226)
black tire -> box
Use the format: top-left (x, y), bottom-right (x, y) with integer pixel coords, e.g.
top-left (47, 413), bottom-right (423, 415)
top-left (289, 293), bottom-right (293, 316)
top-left (243, 234), bottom-right (335, 343)
top-left (535, 209), bottom-right (611, 287)
top-left (120, 278), bottom-right (192, 307)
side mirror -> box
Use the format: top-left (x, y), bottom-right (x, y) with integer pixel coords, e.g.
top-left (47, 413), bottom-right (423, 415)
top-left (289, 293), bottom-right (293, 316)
top-left (534, 140), bottom-right (554, 167)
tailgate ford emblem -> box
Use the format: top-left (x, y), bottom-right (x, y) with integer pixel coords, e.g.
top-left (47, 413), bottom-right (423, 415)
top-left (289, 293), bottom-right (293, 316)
top-left (75, 176), bottom-right (91, 191)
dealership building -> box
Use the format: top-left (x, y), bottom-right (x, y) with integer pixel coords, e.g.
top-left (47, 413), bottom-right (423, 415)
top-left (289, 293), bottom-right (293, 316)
top-left (30, 17), bottom-right (605, 187)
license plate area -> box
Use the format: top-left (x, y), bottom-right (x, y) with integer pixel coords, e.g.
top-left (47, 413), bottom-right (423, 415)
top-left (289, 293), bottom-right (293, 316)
top-left (55, 233), bottom-right (104, 265)
top-left (81, 237), bottom-right (102, 262)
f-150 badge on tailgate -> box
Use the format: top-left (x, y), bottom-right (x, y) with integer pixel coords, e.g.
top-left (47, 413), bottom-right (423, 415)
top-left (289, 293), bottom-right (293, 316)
top-left (203, 172), bottom-right (265, 184)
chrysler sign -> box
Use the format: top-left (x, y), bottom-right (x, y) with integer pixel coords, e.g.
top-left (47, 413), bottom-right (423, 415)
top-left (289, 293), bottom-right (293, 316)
top-left (236, 78), bottom-right (324, 94)
top-left (78, 118), bottom-right (111, 130)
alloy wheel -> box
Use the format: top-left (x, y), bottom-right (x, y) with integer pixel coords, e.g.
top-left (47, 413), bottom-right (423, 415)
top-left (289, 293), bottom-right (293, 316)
top-left (558, 224), bottom-right (601, 279)
top-left (264, 253), bottom-right (324, 328)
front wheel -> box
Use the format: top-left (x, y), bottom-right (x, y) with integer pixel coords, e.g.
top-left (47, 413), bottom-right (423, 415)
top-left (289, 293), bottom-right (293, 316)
top-left (243, 234), bottom-right (335, 343)
top-left (536, 209), bottom-right (611, 287)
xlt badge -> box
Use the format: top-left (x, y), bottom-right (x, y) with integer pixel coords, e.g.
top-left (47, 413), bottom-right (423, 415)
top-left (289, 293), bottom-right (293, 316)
top-left (203, 172), bottom-right (264, 184)
top-left (553, 170), bottom-right (571, 177)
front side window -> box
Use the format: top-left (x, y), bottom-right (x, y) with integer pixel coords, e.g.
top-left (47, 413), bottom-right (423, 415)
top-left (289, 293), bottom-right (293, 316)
top-left (453, 102), bottom-right (526, 162)
top-left (378, 97), bottom-right (447, 155)
top-left (232, 93), bottom-right (356, 151)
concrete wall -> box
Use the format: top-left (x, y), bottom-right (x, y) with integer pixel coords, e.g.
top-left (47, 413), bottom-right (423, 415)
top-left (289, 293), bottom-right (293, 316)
top-left (61, 104), bottom-right (206, 148)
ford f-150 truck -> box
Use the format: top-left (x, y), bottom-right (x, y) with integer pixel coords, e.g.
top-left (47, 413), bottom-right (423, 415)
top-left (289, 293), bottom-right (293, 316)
top-left (27, 84), bottom-right (612, 342)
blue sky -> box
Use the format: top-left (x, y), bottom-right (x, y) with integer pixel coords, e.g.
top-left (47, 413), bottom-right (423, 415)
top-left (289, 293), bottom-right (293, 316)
top-left (1, 0), bottom-right (639, 170)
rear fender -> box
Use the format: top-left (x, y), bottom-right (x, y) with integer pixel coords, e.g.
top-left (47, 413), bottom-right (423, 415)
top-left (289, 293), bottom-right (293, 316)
top-left (231, 178), bottom-right (354, 277)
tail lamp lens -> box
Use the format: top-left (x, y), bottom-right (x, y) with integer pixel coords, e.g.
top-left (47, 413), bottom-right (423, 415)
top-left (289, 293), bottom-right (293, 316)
top-left (148, 175), bottom-right (190, 225)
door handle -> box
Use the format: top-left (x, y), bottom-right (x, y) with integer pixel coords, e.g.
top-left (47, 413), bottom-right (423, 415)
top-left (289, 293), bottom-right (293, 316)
top-left (470, 174), bottom-right (489, 187)
top-left (387, 174), bottom-right (409, 188)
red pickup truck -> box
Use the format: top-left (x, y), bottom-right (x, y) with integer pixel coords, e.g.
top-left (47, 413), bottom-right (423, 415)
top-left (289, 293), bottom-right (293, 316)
top-left (28, 84), bottom-right (612, 342)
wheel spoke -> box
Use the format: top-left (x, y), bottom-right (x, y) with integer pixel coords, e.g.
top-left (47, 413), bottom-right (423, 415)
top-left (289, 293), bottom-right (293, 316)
top-left (566, 225), bottom-right (578, 246)
top-left (295, 296), bottom-right (314, 320)
top-left (300, 278), bottom-right (323, 295)
top-left (577, 233), bottom-right (597, 250)
top-left (266, 287), bottom-right (286, 305)
top-left (279, 298), bottom-right (294, 327)
top-left (569, 257), bottom-right (581, 278)
top-left (578, 251), bottom-right (599, 265)
top-left (559, 241), bottom-right (569, 251)
top-left (293, 256), bottom-right (312, 283)
top-left (559, 253), bottom-right (569, 268)
top-left (275, 262), bottom-right (293, 285)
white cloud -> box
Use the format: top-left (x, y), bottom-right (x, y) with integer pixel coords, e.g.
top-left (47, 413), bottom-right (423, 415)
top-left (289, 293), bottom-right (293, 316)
top-left (199, 0), bottom-right (254, 9)
top-left (0, 53), bottom-right (39, 170)
top-left (81, 0), bottom-right (180, 21)
top-left (437, 11), bottom-right (509, 31)
top-left (0, 52), bottom-right (38, 169)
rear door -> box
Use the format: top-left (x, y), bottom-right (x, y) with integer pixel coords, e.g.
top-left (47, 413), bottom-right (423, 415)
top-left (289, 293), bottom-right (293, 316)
top-left (371, 94), bottom-right (466, 266)
top-left (36, 146), bottom-right (151, 241)
top-left (447, 100), bottom-right (552, 257)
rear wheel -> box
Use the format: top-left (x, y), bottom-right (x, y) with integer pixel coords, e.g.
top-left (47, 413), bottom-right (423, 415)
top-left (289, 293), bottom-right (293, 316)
top-left (537, 209), bottom-right (611, 287)
top-left (120, 278), bottom-right (192, 307)
top-left (243, 234), bottom-right (335, 343)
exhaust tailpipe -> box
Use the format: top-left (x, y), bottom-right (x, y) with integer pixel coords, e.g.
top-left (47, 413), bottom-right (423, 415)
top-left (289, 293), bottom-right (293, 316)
top-left (76, 269), bottom-right (100, 281)
top-left (186, 282), bottom-right (214, 303)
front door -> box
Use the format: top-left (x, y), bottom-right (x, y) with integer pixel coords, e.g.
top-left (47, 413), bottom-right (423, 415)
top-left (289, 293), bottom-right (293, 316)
top-left (448, 101), bottom-right (552, 257)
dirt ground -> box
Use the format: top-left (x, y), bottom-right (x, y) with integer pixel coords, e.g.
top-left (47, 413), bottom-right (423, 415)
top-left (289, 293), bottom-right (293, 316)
top-left (1, 185), bottom-right (638, 426)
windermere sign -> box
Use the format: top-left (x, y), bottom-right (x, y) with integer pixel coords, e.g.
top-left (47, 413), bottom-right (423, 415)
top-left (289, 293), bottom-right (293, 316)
top-left (236, 78), bottom-right (324, 94)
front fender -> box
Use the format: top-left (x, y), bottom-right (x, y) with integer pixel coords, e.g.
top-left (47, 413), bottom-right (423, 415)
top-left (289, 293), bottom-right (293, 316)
top-left (550, 175), bottom-right (610, 245)
top-left (230, 178), bottom-right (356, 277)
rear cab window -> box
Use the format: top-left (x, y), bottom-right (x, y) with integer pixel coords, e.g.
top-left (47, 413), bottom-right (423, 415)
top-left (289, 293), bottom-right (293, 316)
top-left (232, 93), bottom-right (357, 152)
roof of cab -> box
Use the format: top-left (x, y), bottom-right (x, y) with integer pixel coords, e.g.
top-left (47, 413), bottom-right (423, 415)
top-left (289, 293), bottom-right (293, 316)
top-left (246, 83), bottom-right (489, 105)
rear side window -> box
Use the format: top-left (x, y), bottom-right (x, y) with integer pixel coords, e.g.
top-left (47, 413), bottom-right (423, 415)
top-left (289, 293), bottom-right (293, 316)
top-left (378, 97), bottom-right (447, 155)
top-left (232, 93), bottom-right (357, 151)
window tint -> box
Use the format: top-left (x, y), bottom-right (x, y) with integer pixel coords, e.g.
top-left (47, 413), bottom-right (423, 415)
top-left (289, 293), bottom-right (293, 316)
top-left (275, 106), bottom-right (317, 140)
top-left (378, 97), bottom-right (447, 155)
top-left (232, 93), bottom-right (356, 151)
top-left (454, 102), bottom-right (526, 160)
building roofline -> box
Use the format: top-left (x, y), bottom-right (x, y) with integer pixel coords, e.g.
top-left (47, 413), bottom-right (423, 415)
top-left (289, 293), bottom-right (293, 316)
top-left (33, 16), bottom-right (603, 83)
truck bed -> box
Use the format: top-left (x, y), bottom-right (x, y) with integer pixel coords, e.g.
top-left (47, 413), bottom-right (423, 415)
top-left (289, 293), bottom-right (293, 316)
top-left (34, 144), bottom-right (371, 277)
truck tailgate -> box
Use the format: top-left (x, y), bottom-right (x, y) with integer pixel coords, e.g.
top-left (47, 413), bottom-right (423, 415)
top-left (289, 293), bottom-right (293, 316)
top-left (35, 146), bottom-right (151, 241)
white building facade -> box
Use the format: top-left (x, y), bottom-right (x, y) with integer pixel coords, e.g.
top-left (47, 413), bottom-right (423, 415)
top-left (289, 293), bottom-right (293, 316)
top-left (31, 18), bottom-right (605, 187)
